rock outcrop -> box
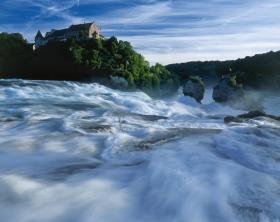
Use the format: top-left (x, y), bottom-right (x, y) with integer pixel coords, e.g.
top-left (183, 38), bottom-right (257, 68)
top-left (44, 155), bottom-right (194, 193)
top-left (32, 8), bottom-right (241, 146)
top-left (224, 110), bottom-right (280, 123)
top-left (213, 75), bottom-right (243, 103)
top-left (183, 76), bottom-right (205, 103)
top-left (110, 76), bottom-right (129, 89)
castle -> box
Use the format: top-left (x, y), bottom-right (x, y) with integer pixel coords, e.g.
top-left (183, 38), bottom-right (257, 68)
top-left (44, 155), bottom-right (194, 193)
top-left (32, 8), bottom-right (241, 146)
top-left (35, 22), bottom-right (101, 49)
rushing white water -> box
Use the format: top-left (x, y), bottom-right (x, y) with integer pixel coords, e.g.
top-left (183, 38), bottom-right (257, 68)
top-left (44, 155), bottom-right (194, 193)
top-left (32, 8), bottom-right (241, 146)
top-left (0, 79), bottom-right (280, 222)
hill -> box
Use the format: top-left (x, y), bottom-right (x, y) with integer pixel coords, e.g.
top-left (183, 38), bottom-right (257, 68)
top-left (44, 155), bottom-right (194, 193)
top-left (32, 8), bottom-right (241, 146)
top-left (166, 51), bottom-right (280, 90)
top-left (0, 32), bottom-right (178, 95)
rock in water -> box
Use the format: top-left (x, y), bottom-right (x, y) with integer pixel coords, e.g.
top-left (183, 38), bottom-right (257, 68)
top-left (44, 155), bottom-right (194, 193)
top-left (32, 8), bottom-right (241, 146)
top-left (110, 76), bottom-right (129, 89)
top-left (224, 110), bottom-right (280, 123)
top-left (183, 76), bottom-right (205, 103)
top-left (213, 75), bottom-right (243, 103)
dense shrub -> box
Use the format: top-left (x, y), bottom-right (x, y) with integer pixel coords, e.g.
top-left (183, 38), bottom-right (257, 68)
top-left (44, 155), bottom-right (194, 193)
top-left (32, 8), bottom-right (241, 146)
top-left (189, 75), bottom-right (204, 87)
top-left (0, 33), bottom-right (178, 94)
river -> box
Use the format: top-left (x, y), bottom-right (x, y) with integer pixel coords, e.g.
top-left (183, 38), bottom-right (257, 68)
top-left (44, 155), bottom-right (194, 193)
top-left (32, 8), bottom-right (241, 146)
top-left (0, 79), bottom-right (279, 222)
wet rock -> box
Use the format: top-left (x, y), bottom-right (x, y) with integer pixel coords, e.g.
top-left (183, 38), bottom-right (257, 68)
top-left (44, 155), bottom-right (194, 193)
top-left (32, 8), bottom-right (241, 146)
top-left (110, 76), bottom-right (128, 89)
top-left (213, 75), bottom-right (244, 103)
top-left (137, 128), bottom-right (221, 150)
top-left (49, 162), bottom-right (101, 180)
top-left (0, 117), bottom-right (20, 122)
top-left (183, 76), bottom-right (205, 103)
top-left (91, 125), bottom-right (113, 132)
top-left (224, 111), bottom-right (280, 123)
top-left (113, 111), bottom-right (168, 122)
top-left (133, 113), bottom-right (168, 122)
top-left (82, 124), bottom-right (113, 133)
top-left (75, 121), bottom-right (113, 133)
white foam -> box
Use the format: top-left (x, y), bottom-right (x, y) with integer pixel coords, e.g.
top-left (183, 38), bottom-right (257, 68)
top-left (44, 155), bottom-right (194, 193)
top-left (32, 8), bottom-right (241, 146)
top-left (0, 79), bottom-right (279, 221)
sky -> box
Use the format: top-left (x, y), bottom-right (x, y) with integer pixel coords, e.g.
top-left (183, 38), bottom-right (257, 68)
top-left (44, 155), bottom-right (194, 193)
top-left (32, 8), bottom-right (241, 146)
top-left (1, 0), bottom-right (280, 65)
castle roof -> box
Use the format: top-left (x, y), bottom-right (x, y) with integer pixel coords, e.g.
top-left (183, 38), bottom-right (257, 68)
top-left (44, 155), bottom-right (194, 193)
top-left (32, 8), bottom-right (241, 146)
top-left (35, 30), bottom-right (43, 39)
top-left (69, 22), bottom-right (94, 31)
top-left (46, 28), bottom-right (68, 38)
top-left (45, 22), bottom-right (95, 39)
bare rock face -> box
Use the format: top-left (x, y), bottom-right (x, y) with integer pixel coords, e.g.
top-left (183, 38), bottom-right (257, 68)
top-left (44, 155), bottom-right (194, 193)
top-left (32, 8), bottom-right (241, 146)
top-left (183, 76), bottom-right (205, 103)
top-left (213, 76), bottom-right (243, 103)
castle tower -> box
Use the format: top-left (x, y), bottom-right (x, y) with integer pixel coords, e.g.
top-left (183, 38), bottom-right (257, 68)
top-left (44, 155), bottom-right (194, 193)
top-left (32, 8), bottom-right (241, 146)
top-left (35, 30), bottom-right (43, 41)
top-left (34, 30), bottom-right (45, 49)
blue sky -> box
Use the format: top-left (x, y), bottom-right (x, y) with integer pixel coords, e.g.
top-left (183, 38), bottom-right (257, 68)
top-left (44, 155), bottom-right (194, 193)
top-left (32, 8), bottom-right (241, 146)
top-left (1, 0), bottom-right (280, 64)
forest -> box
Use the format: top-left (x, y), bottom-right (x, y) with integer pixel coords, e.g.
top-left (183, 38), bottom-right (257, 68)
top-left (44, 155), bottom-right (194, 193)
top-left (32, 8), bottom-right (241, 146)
top-left (166, 51), bottom-right (280, 90)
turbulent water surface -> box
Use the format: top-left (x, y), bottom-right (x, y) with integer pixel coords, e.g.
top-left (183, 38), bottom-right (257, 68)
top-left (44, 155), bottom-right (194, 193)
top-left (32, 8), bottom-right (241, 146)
top-left (0, 79), bottom-right (280, 222)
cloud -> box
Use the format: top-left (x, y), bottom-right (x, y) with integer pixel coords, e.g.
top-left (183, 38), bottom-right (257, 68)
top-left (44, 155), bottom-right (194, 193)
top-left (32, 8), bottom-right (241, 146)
top-left (97, 1), bottom-right (172, 25)
top-left (123, 28), bottom-right (280, 64)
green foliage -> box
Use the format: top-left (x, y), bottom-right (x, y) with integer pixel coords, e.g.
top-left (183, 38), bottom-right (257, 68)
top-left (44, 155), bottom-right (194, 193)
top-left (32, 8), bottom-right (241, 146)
top-left (71, 44), bottom-right (84, 65)
top-left (166, 61), bottom-right (220, 84)
top-left (228, 75), bottom-right (237, 87)
top-left (189, 75), bottom-right (204, 87)
top-left (227, 74), bottom-right (244, 90)
top-left (0, 33), bottom-right (178, 94)
top-left (0, 33), bottom-right (32, 77)
top-left (166, 51), bottom-right (280, 90)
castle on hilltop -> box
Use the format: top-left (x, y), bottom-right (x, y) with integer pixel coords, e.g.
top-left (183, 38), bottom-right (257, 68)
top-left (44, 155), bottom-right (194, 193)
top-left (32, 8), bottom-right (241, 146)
top-left (34, 22), bottom-right (101, 49)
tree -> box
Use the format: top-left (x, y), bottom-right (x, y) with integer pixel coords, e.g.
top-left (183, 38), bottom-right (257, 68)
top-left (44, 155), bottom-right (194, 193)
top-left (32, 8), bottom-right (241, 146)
top-left (0, 33), bottom-right (179, 94)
